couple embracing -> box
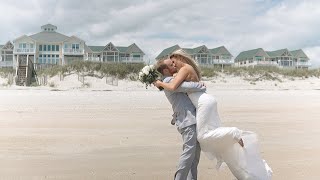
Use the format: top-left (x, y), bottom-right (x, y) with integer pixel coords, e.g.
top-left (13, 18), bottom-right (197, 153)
top-left (154, 49), bottom-right (272, 180)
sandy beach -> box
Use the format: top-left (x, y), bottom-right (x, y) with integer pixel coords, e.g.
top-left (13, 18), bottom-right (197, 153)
top-left (0, 75), bottom-right (320, 179)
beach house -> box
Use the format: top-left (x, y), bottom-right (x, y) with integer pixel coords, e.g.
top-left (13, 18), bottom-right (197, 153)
top-left (235, 48), bottom-right (310, 69)
top-left (156, 45), bottom-right (233, 67)
top-left (87, 42), bottom-right (144, 63)
top-left (0, 41), bottom-right (14, 68)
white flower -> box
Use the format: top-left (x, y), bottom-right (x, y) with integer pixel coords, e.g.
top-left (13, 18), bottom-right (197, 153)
top-left (149, 65), bottom-right (154, 70)
top-left (143, 69), bottom-right (149, 75)
top-left (139, 72), bottom-right (143, 79)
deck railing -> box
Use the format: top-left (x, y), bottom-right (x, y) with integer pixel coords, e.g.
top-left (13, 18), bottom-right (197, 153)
top-left (14, 48), bottom-right (35, 53)
top-left (0, 61), bottom-right (13, 67)
top-left (63, 48), bottom-right (84, 54)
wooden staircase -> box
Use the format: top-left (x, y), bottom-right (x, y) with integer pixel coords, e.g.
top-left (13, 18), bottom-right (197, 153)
top-left (17, 66), bottom-right (27, 86)
top-left (16, 55), bottom-right (38, 86)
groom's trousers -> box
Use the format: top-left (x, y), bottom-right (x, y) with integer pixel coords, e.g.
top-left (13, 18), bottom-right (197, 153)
top-left (175, 124), bottom-right (201, 180)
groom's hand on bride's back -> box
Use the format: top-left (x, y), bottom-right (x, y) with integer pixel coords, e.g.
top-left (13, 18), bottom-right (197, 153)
top-left (200, 82), bottom-right (206, 87)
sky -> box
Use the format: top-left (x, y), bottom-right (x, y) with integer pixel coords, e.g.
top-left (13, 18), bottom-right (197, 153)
top-left (0, 0), bottom-right (320, 67)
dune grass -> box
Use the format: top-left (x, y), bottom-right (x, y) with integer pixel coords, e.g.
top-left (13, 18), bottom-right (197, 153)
top-left (36, 61), bottom-right (145, 79)
top-left (34, 61), bottom-right (320, 82)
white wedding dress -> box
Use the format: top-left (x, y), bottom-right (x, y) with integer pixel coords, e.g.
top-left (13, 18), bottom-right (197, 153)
top-left (188, 91), bottom-right (273, 180)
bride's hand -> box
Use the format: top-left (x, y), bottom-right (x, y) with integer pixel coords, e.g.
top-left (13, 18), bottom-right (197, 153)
top-left (153, 80), bottom-right (162, 88)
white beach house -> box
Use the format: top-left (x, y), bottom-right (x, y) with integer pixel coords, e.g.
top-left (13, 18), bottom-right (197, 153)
top-left (0, 41), bottom-right (14, 68)
top-left (235, 48), bottom-right (311, 69)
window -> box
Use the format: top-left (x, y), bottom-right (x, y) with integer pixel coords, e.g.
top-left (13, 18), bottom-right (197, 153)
top-left (39, 45), bottom-right (42, 51)
top-left (30, 44), bottom-right (34, 49)
top-left (56, 45), bottom-right (59, 51)
top-left (48, 45), bottom-right (51, 51)
top-left (52, 45), bottom-right (55, 51)
top-left (47, 55), bottom-right (51, 64)
top-left (44, 45), bottom-right (47, 51)
top-left (43, 55), bottom-right (47, 63)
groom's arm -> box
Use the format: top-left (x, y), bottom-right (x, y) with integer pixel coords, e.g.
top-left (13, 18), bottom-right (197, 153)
top-left (163, 77), bottom-right (206, 93)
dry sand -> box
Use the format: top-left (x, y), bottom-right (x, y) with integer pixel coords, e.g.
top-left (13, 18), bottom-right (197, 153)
top-left (0, 75), bottom-right (320, 179)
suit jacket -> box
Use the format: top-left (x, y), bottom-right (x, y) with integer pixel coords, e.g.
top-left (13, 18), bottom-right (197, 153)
top-left (163, 77), bottom-right (206, 129)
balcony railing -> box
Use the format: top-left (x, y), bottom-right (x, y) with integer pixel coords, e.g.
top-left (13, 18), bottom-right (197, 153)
top-left (14, 48), bottom-right (35, 53)
top-left (294, 62), bottom-right (311, 66)
top-left (0, 61), bottom-right (13, 67)
top-left (212, 59), bottom-right (234, 64)
top-left (87, 57), bottom-right (100, 61)
top-left (63, 48), bottom-right (84, 55)
top-left (256, 61), bottom-right (278, 65)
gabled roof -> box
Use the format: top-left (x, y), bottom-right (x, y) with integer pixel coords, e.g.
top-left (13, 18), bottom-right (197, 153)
top-left (13, 35), bottom-right (35, 42)
top-left (193, 45), bottom-right (209, 54)
top-left (88, 43), bottom-right (144, 54)
top-left (157, 45), bottom-right (233, 60)
top-left (84, 44), bottom-right (92, 53)
top-left (103, 42), bottom-right (119, 52)
top-left (63, 35), bottom-right (84, 43)
top-left (210, 46), bottom-right (232, 57)
top-left (290, 49), bottom-right (309, 60)
top-left (116, 46), bottom-right (128, 53)
top-left (88, 46), bottom-right (104, 52)
top-left (266, 48), bottom-right (292, 57)
top-left (181, 48), bottom-right (194, 54)
top-left (126, 43), bottom-right (144, 55)
top-left (1, 41), bottom-right (14, 50)
top-left (30, 31), bottom-right (69, 43)
top-left (156, 44), bottom-right (180, 59)
top-left (235, 48), bottom-right (270, 62)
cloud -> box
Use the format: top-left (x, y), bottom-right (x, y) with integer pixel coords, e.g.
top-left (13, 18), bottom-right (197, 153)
top-left (0, 0), bottom-right (319, 67)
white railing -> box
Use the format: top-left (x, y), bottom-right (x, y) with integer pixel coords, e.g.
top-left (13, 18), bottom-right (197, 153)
top-left (87, 57), bottom-right (100, 61)
top-left (14, 48), bottom-right (35, 53)
top-left (212, 59), bottom-right (234, 64)
top-left (63, 48), bottom-right (84, 54)
top-left (294, 62), bottom-right (311, 66)
top-left (256, 61), bottom-right (278, 65)
top-left (0, 61), bottom-right (13, 67)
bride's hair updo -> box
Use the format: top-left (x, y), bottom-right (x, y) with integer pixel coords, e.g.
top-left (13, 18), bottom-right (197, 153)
top-left (170, 49), bottom-right (201, 80)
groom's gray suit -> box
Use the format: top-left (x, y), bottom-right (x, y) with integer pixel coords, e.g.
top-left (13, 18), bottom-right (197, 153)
top-left (162, 76), bottom-right (206, 180)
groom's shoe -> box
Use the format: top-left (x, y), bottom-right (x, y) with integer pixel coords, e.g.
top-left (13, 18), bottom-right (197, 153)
top-left (171, 118), bottom-right (176, 125)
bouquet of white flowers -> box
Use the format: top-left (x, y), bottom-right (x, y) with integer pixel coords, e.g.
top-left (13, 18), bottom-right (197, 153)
top-left (138, 65), bottom-right (162, 90)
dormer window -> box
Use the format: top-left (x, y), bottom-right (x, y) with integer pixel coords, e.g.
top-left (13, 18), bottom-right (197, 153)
top-left (41, 24), bottom-right (57, 32)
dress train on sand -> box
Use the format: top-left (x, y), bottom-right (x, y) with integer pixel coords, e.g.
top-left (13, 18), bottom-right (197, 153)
top-left (188, 91), bottom-right (272, 180)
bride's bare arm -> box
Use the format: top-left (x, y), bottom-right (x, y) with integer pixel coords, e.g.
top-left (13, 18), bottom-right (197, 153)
top-left (155, 67), bottom-right (189, 91)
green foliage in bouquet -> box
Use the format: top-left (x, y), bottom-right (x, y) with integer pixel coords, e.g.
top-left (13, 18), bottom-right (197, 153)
top-left (138, 65), bottom-right (162, 90)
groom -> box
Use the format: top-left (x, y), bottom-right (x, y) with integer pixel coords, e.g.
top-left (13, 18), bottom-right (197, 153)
top-left (156, 59), bottom-right (206, 180)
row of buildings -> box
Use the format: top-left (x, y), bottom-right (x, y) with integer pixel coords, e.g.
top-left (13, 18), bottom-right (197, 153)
top-left (0, 24), bottom-right (311, 70)
top-left (0, 24), bottom-right (145, 70)
top-left (156, 45), bottom-right (311, 69)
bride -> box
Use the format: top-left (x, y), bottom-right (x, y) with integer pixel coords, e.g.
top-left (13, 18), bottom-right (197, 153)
top-left (154, 49), bottom-right (272, 180)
